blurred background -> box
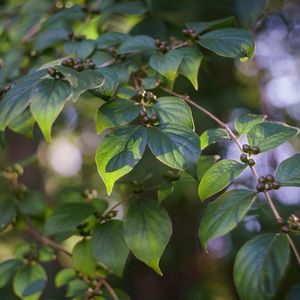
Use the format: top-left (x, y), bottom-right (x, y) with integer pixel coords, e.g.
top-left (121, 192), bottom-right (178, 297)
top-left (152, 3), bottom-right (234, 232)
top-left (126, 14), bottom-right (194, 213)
top-left (1, 0), bottom-right (300, 299)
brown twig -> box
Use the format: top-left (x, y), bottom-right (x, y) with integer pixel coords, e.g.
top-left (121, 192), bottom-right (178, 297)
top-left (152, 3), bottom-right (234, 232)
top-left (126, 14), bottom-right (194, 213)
top-left (160, 85), bottom-right (300, 266)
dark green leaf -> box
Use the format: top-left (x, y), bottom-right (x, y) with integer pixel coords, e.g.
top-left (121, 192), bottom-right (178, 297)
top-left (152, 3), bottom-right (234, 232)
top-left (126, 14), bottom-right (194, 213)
top-left (147, 125), bottom-right (200, 173)
top-left (197, 28), bottom-right (255, 60)
top-left (102, 1), bottom-right (148, 15)
top-left (247, 121), bottom-right (299, 152)
top-left (157, 181), bottom-right (174, 204)
top-left (34, 29), bottom-right (69, 51)
top-left (96, 99), bottom-right (142, 135)
top-left (196, 155), bottom-right (220, 181)
top-left (200, 128), bottom-right (229, 149)
top-left (275, 154), bottom-right (300, 187)
top-left (118, 35), bottom-right (156, 54)
top-left (148, 96), bottom-right (194, 129)
top-left (149, 50), bottom-right (183, 80)
top-left (200, 189), bottom-right (256, 248)
top-left (13, 264), bottom-right (47, 300)
top-left (96, 32), bottom-right (128, 49)
top-left (284, 282), bottom-right (300, 300)
top-left (95, 125), bottom-right (147, 195)
top-left (8, 109), bottom-right (35, 138)
top-left (235, 113), bottom-right (266, 135)
top-left (66, 279), bottom-right (88, 298)
top-left (19, 191), bottom-right (46, 217)
top-left (234, 233), bottom-right (290, 300)
top-left (178, 47), bottom-right (203, 90)
top-left (44, 202), bottom-right (95, 236)
top-left (30, 79), bottom-right (72, 142)
top-left (76, 40), bottom-right (96, 59)
top-left (198, 160), bottom-right (247, 200)
top-left (0, 197), bottom-right (16, 231)
top-left (124, 199), bottom-right (172, 275)
top-left (72, 239), bottom-right (96, 277)
top-left (0, 259), bottom-right (22, 288)
top-left (186, 17), bottom-right (236, 34)
top-left (0, 70), bottom-right (47, 130)
top-left (55, 268), bottom-right (76, 288)
top-left (92, 220), bottom-right (129, 277)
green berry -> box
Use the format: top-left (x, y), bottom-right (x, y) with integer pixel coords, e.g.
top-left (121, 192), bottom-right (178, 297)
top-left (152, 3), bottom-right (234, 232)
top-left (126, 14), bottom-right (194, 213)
top-left (258, 176), bottom-right (266, 184)
top-left (272, 181), bottom-right (280, 190)
top-left (73, 64), bottom-right (84, 72)
top-left (248, 159), bottom-right (256, 166)
top-left (251, 146), bottom-right (260, 155)
top-left (256, 183), bottom-right (265, 192)
top-left (47, 67), bottom-right (57, 77)
top-left (242, 144), bottom-right (251, 153)
top-left (240, 153), bottom-right (248, 163)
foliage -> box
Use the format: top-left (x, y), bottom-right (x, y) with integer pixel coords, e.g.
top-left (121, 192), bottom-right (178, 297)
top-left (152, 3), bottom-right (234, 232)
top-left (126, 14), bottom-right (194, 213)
top-left (0, 0), bottom-right (299, 299)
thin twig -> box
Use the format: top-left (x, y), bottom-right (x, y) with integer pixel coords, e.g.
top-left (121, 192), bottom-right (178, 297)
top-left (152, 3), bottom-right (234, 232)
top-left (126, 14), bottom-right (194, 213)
top-left (102, 279), bottom-right (119, 300)
top-left (287, 235), bottom-right (300, 267)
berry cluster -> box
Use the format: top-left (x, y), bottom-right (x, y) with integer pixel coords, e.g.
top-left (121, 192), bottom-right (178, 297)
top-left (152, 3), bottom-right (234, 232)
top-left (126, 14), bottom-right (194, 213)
top-left (182, 28), bottom-right (198, 40)
top-left (139, 110), bottom-right (159, 127)
top-left (287, 214), bottom-right (300, 230)
top-left (256, 175), bottom-right (280, 192)
top-left (61, 57), bottom-right (96, 71)
top-left (155, 39), bottom-right (171, 53)
top-left (240, 144), bottom-right (260, 166)
top-left (0, 85), bottom-right (11, 96)
top-left (137, 90), bottom-right (157, 103)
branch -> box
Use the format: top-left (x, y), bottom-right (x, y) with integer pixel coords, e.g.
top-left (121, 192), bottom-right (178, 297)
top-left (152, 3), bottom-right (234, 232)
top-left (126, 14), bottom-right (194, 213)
top-left (160, 85), bottom-right (300, 266)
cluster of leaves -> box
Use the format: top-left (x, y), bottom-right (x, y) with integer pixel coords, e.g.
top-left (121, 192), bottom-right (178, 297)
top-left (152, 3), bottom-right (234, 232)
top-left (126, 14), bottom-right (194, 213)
top-left (1, 1), bottom-right (300, 300)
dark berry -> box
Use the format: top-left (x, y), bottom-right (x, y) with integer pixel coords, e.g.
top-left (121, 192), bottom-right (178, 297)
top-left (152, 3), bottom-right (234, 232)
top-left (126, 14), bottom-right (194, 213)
top-left (66, 57), bottom-right (75, 66)
top-left (2, 85), bottom-right (11, 93)
top-left (242, 144), bottom-right (251, 153)
top-left (73, 64), bottom-right (84, 72)
top-left (281, 225), bottom-right (289, 233)
top-left (61, 59), bottom-right (69, 67)
top-left (258, 176), bottom-right (266, 184)
top-left (240, 153), bottom-right (248, 163)
top-left (256, 183), bottom-right (265, 192)
top-left (150, 113), bottom-right (158, 123)
top-left (266, 174), bottom-right (274, 182)
top-left (139, 110), bottom-right (146, 117)
top-left (142, 116), bottom-right (149, 124)
top-left (272, 181), bottom-right (280, 190)
top-left (88, 62), bottom-right (96, 69)
top-left (47, 67), bottom-right (57, 77)
top-left (248, 159), bottom-right (256, 166)
top-left (251, 146), bottom-right (260, 155)
top-left (75, 58), bottom-right (83, 64)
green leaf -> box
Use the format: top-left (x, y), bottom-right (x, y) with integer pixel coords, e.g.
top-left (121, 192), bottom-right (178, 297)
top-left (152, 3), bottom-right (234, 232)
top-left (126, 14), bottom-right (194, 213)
top-left (0, 70), bottom-right (47, 130)
top-left (96, 125), bottom-right (147, 195)
top-left (76, 40), bottom-right (96, 59)
top-left (284, 283), bottom-right (300, 300)
top-left (66, 279), bottom-right (88, 298)
top-left (96, 32), bottom-right (128, 49)
top-left (93, 68), bottom-right (119, 97)
top-left (124, 199), bottom-right (172, 275)
top-left (147, 125), bottom-right (200, 173)
top-left (102, 1), bottom-right (148, 15)
top-left (103, 289), bottom-right (131, 300)
top-left (157, 181), bottom-right (174, 204)
top-left (38, 247), bottom-right (56, 262)
top-left (234, 113), bottom-right (266, 135)
top-left (13, 264), bottom-right (47, 300)
top-left (197, 28), bottom-right (255, 60)
top-left (55, 268), bottom-right (76, 288)
top-left (19, 191), bottom-right (46, 217)
top-left (234, 233), bottom-right (290, 300)
top-left (72, 239), bottom-right (96, 277)
top-left (34, 29), bottom-right (69, 51)
top-left (200, 189), bottom-right (256, 249)
top-left (56, 66), bottom-right (105, 102)
top-left (200, 128), bottom-right (229, 149)
top-left (8, 109), bottom-right (35, 138)
top-left (96, 99), bottom-right (142, 135)
top-left (178, 47), bottom-right (203, 90)
top-left (247, 121), bottom-right (299, 152)
top-left (196, 155), bottom-right (219, 181)
top-left (0, 197), bottom-right (15, 231)
top-left (118, 35), bottom-right (156, 54)
top-left (198, 160), bottom-right (247, 200)
top-left (44, 202), bottom-right (95, 236)
top-left (149, 50), bottom-right (183, 80)
top-left (0, 259), bottom-right (22, 288)
top-left (148, 96), bottom-right (194, 129)
top-left (186, 16), bottom-right (236, 34)
top-left (275, 154), bottom-right (300, 187)
top-left (30, 79), bottom-right (72, 142)
top-left (92, 220), bottom-right (129, 277)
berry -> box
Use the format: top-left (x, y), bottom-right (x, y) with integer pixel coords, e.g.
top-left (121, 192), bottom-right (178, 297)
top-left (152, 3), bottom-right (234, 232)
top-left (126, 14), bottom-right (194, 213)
top-left (240, 153), bottom-right (248, 163)
top-left (281, 225), bottom-right (289, 233)
top-left (242, 144), bottom-right (251, 153)
top-left (265, 183), bottom-right (272, 190)
top-left (88, 61), bottom-right (96, 69)
top-left (258, 176), bottom-right (266, 184)
top-left (73, 64), bottom-right (84, 72)
top-left (150, 113), bottom-right (159, 123)
top-left (256, 183), bottom-right (265, 192)
top-left (248, 159), bottom-right (256, 166)
top-left (251, 146), bottom-right (260, 155)
top-left (272, 181), bottom-right (280, 190)
top-left (47, 67), bottom-right (57, 77)
top-left (142, 116), bottom-right (149, 124)
top-left (66, 57), bottom-right (75, 66)
top-left (75, 58), bottom-right (83, 64)
top-left (139, 110), bottom-right (146, 117)
top-left (266, 174), bottom-right (274, 182)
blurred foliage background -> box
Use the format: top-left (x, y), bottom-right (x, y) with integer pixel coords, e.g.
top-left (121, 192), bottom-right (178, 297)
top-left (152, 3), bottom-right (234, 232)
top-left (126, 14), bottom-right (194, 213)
top-left (1, 0), bottom-right (300, 299)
